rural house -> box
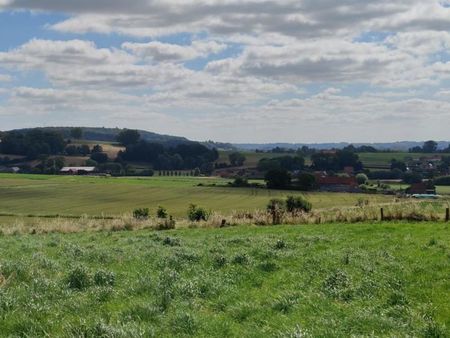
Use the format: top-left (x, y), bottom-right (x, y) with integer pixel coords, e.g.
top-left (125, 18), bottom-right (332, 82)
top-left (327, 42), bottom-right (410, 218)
top-left (406, 182), bottom-right (436, 195)
top-left (315, 173), bottom-right (360, 193)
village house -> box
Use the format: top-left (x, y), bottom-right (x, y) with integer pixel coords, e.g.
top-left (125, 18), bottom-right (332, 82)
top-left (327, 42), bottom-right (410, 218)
top-left (314, 173), bottom-right (360, 193)
top-left (406, 182), bottom-right (436, 195)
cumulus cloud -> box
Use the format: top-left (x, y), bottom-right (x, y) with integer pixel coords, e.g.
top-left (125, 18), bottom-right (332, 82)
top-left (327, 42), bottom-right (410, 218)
top-left (1, 1), bottom-right (450, 141)
top-left (122, 40), bottom-right (227, 62)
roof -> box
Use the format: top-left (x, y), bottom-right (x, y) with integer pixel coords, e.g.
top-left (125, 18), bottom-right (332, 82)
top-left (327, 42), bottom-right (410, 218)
top-left (315, 174), bottom-right (358, 186)
top-left (60, 167), bottom-right (96, 172)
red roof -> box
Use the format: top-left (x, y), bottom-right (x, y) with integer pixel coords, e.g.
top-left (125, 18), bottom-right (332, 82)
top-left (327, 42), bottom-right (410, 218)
top-left (315, 174), bottom-right (358, 186)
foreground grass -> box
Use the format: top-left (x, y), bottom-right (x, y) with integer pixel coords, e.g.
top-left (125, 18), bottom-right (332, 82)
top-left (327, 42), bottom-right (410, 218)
top-left (0, 174), bottom-right (392, 219)
top-left (0, 222), bottom-right (448, 337)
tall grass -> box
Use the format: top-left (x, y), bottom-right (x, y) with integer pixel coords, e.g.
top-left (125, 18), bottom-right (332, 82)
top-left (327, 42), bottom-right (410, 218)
top-left (0, 200), bottom-right (445, 235)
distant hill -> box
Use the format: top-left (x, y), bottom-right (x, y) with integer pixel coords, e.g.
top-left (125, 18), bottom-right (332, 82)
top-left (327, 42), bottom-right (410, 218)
top-left (7, 127), bottom-right (192, 147)
top-left (234, 141), bottom-right (450, 152)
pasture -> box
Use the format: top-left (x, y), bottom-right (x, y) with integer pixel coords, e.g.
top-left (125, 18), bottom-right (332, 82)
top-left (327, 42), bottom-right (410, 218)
top-left (0, 222), bottom-right (448, 336)
top-left (0, 174), bottom-right (393, 221)
top-left (357, 152), bottom-right (435, 168)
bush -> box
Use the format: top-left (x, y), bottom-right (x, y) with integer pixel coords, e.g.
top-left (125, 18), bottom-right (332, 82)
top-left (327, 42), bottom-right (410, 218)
top-left (232, 176), bottom-right (249, 187)
top-left (66, 266), bottom-right (91, 290)
top-left (187, 204), bottom-right (210, 222)
top-left (133, 208), bottom-right (149, 220)
top-left (356, 173), bottom-right (369, 185)
top-left (157, 206), bottom-right (168, 219)
top-left (286, 195), bottom-right (312, 213)
top-left (157, 216), bottom-right (176, 230)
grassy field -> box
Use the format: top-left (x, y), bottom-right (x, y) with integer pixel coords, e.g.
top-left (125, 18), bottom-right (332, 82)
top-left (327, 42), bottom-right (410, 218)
top-left (0, 174), bottom-right (393, 220)
top-left (217, 151), bottom-right (292, 168)
top-left (357, 152), bottom-right (436, 168)
top-left (0, 222), bottom-right (448, 336)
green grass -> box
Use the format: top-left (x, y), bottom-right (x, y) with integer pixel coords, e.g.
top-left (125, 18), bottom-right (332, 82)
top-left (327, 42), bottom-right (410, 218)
top-left (0, 222), bottom-right (448, 336)
top-left (217, 151), bottom-right (291, 168)
top-left (0, 174), bottom-right (393, 219)
top-left (357, 152), bottom-right (436, 168)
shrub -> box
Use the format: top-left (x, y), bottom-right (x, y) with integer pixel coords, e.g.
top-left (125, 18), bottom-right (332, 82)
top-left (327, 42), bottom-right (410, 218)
top-left (133, 208), bottom-right (149, 220)
top-left (356, 173), bottom-right (369, 185)
top-left (187, 204), bottom-right (210, 222)
top-left (157, 206), bottom-right (168, 219)
top-left (232, 177), bottom-right (249, 187)
top-left (285, 195), bottom-right (312, 213)
top-left (66, 266), bottom-right (91, 290)
top-left (93, 270), bottom-right (116, 287)
top-left (157, 216), bottom-right (176, 231)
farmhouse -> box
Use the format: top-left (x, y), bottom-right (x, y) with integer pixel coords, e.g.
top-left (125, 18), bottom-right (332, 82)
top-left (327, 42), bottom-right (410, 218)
top-left (60, 167), bottom-right (96, 175)
top-left (315, 173), bottom-right (360, 193)
top-left (406, 182), bottom-right (436, 195)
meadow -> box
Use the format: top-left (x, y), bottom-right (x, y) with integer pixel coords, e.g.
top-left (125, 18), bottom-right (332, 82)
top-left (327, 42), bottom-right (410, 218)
top-left (0, 174), bottom-right (393, 221)
top-left (0, 222), bottom-right (448, 337)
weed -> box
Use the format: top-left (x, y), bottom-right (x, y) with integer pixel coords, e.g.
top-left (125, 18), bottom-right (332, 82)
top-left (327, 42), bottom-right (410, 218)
top-left (66, 266), bottom-right (91, 290)
top-left (274, 239), bottom-right (287, 250)
top-left (93, 270), bottom-right (116, 287)
top-left (323, 269), bottom-right (353, 301)
top-left (272, 294), bottom-right (299, 313)
top-left (232, 253), bottom-right (249, 265)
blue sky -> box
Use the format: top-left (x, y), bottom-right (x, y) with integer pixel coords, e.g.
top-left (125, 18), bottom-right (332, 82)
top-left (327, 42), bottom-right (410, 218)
top-left (1, 1), bottom-right (450, 143)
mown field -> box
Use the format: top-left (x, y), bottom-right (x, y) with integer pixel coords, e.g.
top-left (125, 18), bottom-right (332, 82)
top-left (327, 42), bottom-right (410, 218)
top-left (0, 222), bottom-right (448, 337)
top-left (0, 174), bottom-right (393, 220)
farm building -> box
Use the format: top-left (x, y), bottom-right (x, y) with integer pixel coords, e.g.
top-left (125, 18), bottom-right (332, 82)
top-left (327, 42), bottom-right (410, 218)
top-left (60, 167), bottom-right (96, 175)
top-left (315, 173), bottom-right (360, 193)
top-left (406, 182), bottom-right (436, 195)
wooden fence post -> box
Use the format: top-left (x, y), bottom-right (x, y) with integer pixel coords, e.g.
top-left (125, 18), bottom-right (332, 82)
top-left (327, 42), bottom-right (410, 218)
top-left (380, 208), bottom-right (384, 221)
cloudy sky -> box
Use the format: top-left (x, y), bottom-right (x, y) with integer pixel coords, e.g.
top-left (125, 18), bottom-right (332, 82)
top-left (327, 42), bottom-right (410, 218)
top-left (1, 1), bottom-right (450, 143)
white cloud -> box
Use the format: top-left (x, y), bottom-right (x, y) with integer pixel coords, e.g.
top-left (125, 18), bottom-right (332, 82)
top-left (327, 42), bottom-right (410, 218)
top-left (122, 40), bottom-right (226, 62)
top-left (1, 1), bottom-right (450, 141)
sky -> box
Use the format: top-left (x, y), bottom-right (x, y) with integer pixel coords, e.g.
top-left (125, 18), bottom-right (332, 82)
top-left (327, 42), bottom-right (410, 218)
top-left (1, 1), bottom-right (450, 143)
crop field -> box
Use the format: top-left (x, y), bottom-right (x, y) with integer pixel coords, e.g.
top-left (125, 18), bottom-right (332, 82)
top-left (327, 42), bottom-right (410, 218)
top-left (0, 222), bottom-right (448, 336)
top-left (0, 174), bottom-right (393, 221)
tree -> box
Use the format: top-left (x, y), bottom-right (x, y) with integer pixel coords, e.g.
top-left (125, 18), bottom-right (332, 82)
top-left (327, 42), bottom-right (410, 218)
top-left (391, 159), bottom-right (407, 172)
top-left (265, 169), bottom-right (291, 189)
top-left (228, 152), bottom-right (247, 166)
top-left (116, 129), bottom-right (140, 146)
top-left (423, 140), bottom-right (438, 153)
top-left (92, 145), bottom-right (103, 153)
top-left (90, 152), bottom-right (108, 164)
top-left (70, 128), bottom-right (83, 140)
top-left (296, 173), bottom-right (316, 191)
top-left (403, 172), bottom-right (423, 184)
top-left (356, 173), bottom-right (369, 185)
